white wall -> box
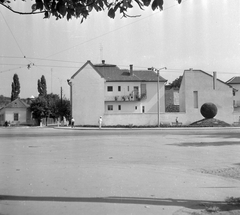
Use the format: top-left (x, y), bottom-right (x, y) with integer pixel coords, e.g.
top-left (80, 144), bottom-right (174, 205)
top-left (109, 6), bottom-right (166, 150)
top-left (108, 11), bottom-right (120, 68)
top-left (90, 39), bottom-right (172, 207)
top-left (179, 70), bottom-right (234, 124)
top-left (101, 112), bottom-right (195, 126)
top-left (72, 63), bottom-right (105, 125)
top-left (5, 108), bottom-right (27, 123)
top-left (104, 81), bottom-right (165, 114)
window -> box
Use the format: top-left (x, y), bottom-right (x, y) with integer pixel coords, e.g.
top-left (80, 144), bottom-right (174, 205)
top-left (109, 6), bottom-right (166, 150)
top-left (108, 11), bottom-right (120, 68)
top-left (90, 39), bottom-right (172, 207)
top-left (108, 105), bottom-right (113, 111)
top-left (107, 86), bottom-right (113, 92)
top-left (142, 106), bottom-right (145, 113)
top-left (135, 106), bottom-right (137, 110)
top-left (14, 113), bottom-right (19, 121)
top-left (193, 91), bottom-right (198, 108)
top-left (128, 86), bottom-right (130, 91)
top-left (118, 105), bottom-right (121, 110)
top-left (118, 86), bottom-right (121, 91)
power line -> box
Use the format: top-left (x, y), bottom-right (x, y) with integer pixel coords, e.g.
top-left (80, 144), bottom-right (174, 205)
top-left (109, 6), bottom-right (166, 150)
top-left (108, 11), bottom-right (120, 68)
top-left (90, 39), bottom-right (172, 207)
top-left (0, 56), bottom-right (85, 64)
top-left (0, 10), bottom-right (25, 58)
top-left (0, 66), bottom-right (25, 73)
top-left (45, 0), bottom-right (189, 58)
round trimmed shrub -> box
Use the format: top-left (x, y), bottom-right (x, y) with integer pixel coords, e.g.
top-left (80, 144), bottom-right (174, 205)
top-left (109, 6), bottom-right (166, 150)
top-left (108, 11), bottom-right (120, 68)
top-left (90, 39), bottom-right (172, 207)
top-left (200, 103), bottom-right (218, 119)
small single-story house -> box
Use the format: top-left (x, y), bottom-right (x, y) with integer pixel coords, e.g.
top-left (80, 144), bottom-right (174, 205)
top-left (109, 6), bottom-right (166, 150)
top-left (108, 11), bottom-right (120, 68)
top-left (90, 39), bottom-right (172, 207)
top-left (0, 98), bottom-right (32, 126)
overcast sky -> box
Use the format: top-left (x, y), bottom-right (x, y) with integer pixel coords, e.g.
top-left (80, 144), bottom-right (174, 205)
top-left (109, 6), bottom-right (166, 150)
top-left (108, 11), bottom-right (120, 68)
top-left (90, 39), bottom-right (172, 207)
top-left (1, 0), bottom-right (240, 98)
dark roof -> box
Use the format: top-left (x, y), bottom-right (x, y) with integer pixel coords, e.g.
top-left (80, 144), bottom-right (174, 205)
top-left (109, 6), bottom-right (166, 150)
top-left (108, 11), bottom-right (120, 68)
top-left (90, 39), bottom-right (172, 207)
top-left (226, 76), bottom-right (240, 84)
top-left (71, 61), bottom-right (167, 82)
top-left (94, 63), bottom-right (167, 82)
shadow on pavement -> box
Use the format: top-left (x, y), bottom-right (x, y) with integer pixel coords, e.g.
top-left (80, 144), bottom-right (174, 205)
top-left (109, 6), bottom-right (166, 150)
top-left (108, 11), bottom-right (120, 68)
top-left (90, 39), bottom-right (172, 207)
top-left (169, 141), bottom-right (240, 147)
top-left (1, 195), bottom-right (240, 211)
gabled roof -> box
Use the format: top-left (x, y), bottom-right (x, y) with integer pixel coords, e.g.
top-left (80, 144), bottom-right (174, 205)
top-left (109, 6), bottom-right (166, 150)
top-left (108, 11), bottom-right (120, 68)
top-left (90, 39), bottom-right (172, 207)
top-left (71, 61), bottom-right (167, 82)
top-left (4, 98), bottom-right (29, 108)
top-left (226, 76), bottom-right (240, 84)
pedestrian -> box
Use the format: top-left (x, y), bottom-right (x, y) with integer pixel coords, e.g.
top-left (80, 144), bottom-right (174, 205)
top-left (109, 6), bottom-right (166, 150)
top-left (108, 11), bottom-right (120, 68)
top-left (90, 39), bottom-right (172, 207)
top-left (98, 116), bottom-right (102, 129)
top-left (71, 117), bottom-right (75, 128)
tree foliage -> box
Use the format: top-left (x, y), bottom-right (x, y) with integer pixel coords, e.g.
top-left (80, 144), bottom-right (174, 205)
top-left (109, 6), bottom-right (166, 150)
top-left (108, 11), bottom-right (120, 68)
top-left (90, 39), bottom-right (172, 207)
top-left (56, 97), bottom-right (71, 121)
top-left (0, 95), bottom-right (11, 107)
top-left (30, 93), bottom-right (71, 125)
top-left (11, 73), bottom-right (20, 101)
top-left (168, 75), bottom-right (182, 89)
top-left (200, 102), bottom-right (218, 119)
top-left (0, 0), bottom-right (182, 22)
top-left (38, 75), bottom-right (47, 97)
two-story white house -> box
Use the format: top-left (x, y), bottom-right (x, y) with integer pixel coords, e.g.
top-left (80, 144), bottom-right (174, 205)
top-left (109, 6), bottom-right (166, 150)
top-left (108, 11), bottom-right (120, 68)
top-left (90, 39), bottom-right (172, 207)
top-left (68, 60), bottom-right (167, 126)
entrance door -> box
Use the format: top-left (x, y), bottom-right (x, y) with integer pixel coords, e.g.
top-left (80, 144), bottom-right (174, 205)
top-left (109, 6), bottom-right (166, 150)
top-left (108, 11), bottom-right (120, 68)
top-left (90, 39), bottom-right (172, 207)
top-left (134, 86), bottom-right (139, 100)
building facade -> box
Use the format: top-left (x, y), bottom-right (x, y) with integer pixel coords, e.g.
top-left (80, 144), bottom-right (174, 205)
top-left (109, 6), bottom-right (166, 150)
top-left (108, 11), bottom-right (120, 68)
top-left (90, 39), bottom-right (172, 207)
top-left (0, 98), bottom-right (32, 126)
top-left (179, 69), bottom-right (234, 124)
top-left (68, 61), bottom-right (167, 126)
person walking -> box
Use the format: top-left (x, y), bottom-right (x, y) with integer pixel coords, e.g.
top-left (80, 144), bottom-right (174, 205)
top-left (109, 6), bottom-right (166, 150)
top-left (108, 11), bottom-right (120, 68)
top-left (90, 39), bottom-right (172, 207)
top-left (71, 117), bottom-right (75, 128)
top-left (98, 116), bottom-right (102, 129)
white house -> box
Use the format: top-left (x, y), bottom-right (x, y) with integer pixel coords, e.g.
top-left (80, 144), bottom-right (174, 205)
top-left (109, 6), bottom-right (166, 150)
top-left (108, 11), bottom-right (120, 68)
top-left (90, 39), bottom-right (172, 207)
top-left (178, 69), bottom-right (235, 125)
top-left (0, 98), bottom-right (32, 126)
top-left (68, 60), bottom-right (167, 126)
top-left (226, 76), bottom-right (240, 123)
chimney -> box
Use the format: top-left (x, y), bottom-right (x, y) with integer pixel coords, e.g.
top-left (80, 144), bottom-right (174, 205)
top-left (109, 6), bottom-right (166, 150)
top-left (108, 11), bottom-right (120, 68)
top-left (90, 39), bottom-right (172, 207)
top-left (130, 64), bottom-right (133, 76)
top-left (102, 60), bottom-right (105, 64)
top-left (213, 71), bottom-right (217, 90)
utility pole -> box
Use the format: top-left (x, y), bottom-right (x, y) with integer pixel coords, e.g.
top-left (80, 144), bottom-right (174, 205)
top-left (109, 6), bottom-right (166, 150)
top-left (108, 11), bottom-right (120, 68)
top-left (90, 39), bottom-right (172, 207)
top-left (152, 67), bottom-right (167, 127)
top-left (60, 86), bottom-right (63, 124)
top-left (51, 68), bottom-right (53, 93)
top-left (61, 86), bottom-right (63, 105)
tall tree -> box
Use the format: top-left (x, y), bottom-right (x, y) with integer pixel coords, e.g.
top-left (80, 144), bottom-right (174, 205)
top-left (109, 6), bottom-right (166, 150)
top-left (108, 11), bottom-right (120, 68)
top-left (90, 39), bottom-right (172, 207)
top-left (38, 75), bottom-right (47, 97)
top-left (11, 74), bottom-right (20, 101)
top-left (0, 0), bottom-right (182, 22)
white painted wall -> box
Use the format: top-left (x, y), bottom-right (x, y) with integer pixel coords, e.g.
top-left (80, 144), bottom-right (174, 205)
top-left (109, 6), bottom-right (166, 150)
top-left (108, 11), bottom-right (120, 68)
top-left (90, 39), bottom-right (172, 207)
top-left (3, 108), bottom-right (27, 123)
top-left (179, 70), bottom-right (234, 124)
top-left (71, 63), bottom-right (105, 125)
top-left (101, 112), bottom-right (189, 126)
top-left (104, 81), bottom-right (165, 114)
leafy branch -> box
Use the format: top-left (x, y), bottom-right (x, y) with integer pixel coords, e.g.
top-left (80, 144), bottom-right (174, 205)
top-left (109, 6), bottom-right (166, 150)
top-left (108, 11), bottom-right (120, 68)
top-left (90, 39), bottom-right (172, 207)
top-left (0, 0), bottom-right (182, 22)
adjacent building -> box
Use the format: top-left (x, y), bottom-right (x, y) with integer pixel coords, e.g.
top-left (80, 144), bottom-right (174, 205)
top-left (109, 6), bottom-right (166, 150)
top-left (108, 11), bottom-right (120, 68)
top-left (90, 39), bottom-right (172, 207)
top-left (0, 98), bottom-right (32, 126)
top-left (178, 69), bottom-right (235, 124)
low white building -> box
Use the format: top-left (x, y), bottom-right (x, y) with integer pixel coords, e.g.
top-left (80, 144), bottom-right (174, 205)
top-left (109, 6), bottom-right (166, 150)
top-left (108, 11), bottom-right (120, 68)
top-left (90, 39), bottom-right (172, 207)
top-left (178, 69), bottom-right (235, 124)
top-left (68, 60), bottom-right (167, 126)
top-left (0, 98), bottom-right (32, 126)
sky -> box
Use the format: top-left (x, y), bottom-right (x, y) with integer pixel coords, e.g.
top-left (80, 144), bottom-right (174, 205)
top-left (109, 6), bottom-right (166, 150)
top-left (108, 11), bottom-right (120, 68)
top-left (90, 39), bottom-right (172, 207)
top-left (1, 0), bottom-right (240, 99)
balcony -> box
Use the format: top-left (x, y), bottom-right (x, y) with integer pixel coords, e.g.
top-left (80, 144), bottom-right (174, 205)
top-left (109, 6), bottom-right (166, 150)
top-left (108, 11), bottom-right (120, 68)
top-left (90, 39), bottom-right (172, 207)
top-left (105, 91), bottom-right (147, 102)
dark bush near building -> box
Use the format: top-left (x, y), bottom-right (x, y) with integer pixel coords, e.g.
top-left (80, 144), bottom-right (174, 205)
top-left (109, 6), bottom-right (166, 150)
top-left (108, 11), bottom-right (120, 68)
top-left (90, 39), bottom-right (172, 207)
top-left (200, 103), bottom-right (218, 119)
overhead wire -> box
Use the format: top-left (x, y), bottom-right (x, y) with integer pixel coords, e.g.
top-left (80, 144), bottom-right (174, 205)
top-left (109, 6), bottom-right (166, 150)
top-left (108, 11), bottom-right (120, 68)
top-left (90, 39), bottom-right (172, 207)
top-left (45, 0), bottom-right (190, 58)
top-left (0, 0), bottom-right (189, 71)
top-left (0, 9), bottom-right (35, 67)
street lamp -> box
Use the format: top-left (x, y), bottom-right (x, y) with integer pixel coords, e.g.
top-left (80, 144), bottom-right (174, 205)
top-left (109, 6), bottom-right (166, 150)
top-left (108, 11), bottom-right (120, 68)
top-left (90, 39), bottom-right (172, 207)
top-left (152, 67), bottom-right (167, 127)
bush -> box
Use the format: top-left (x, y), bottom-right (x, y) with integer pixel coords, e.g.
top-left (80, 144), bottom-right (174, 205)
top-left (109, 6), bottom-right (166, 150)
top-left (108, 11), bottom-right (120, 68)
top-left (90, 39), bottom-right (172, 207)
top-left (200, 103), bottom-right (218, 119)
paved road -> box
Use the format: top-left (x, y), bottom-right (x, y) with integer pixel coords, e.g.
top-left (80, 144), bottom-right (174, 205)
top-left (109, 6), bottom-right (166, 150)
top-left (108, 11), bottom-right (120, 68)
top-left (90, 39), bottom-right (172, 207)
top-left (0, 127), bottom-right (240, 215)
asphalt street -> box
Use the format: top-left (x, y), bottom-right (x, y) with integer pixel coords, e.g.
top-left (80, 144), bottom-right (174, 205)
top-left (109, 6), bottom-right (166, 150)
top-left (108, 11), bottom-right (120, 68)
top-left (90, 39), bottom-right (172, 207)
top-left (0, 127), bottom-right (240, 215)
